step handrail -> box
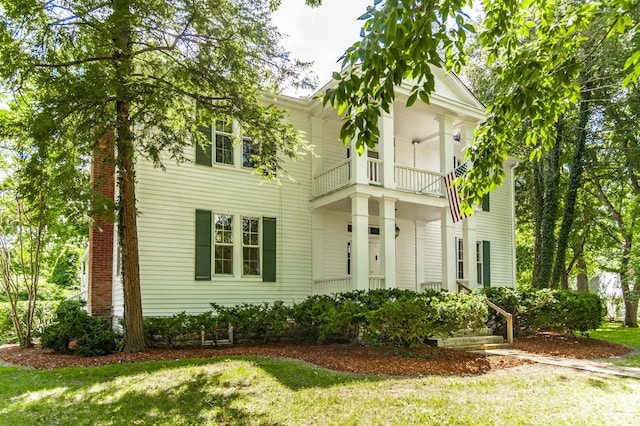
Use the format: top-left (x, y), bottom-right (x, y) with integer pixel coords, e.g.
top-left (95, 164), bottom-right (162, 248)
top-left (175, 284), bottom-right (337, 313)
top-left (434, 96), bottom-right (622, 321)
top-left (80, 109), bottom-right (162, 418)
top-left (456, 281), bottom-right (514, 345)
top-left (485, 299), bottom-right (514, 344)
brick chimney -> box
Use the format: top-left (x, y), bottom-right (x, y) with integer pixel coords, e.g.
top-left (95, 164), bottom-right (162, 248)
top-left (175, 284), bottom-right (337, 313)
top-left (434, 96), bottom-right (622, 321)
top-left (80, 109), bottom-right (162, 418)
top-left (88, 131), bottom-right (115, 319)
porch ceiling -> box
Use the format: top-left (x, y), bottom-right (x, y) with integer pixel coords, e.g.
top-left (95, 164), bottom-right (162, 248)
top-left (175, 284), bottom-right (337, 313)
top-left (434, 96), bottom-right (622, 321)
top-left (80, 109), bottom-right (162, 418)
top-left (318, 198), bottom-right (441, 223)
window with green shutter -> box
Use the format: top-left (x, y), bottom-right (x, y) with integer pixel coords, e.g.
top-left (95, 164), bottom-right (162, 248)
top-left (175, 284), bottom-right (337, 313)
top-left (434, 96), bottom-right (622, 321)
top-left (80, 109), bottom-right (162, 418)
top-left (263, 217), bottom-right (276, 282)
top-left (196, 126), bottom-right (213, 166)
top-left (482, 193), bottom-right (490, 212)
top-left (482, 240), bottom-right (491, 287)
top-left (195, 210), bottom-right (212, 280)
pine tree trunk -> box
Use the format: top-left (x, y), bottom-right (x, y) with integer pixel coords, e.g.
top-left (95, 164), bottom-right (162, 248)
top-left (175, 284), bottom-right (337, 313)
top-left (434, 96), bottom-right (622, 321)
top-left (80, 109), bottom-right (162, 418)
top-left (551, 84), bottom-right (592, 288)
top-left (113, 0), bottom-right (145, 352)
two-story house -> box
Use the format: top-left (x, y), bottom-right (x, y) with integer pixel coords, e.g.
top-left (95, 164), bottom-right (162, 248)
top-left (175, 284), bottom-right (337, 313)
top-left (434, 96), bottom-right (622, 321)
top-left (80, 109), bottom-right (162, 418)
top-left (86, 69), bottom-right (518, 322)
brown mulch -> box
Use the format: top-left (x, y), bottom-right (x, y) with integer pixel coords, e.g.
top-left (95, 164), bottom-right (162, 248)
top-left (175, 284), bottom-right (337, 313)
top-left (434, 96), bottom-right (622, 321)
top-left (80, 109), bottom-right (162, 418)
top-left (513, 332), bottom-right (634, 359)
top-left (0, 333), bottom-right (633, 377)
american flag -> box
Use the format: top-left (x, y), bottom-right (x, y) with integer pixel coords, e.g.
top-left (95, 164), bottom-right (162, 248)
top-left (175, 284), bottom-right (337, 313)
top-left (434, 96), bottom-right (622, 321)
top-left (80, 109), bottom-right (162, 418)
top-left (444, 162), bottom-right (470, 223)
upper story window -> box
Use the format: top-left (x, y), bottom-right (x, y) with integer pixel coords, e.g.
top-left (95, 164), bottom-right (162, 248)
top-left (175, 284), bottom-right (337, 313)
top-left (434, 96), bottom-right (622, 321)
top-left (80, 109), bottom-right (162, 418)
top-left (242, 137), bottom-right (259, 169)
top-left (196, 116), bottom-right (261, 170)
top-left (215, 117), bottom-right (233, 165)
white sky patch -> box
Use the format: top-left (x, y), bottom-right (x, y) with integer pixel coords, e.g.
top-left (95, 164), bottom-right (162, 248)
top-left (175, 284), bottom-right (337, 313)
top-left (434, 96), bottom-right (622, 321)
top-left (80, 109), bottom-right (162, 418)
top-left (272, 0), bottom-right (373, 96)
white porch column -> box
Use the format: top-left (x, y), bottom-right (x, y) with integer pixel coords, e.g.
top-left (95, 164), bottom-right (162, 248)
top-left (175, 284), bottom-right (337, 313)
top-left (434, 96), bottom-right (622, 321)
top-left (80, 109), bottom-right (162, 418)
top-left (311, 209), bottom-right (325, 282)
top-left (379, 196), bottom-right (398, 289)
top-left (310, 117), bottom-right (324, 178)
top-left (415, 220), bottom-right (426, 290)
top-left (351, 193), bottom-right (370, 291)
top-left (351, 140), bottom-right (369, 185)
top-left (439, 114), bottom-right (457, 292)
top-left (439, 114), bottom-right (454, 174)
top-left (441, 208), bottom-right (457, 292)
top-left (462, 215), bottom-right (477, 288)
top-left (378, 106), bottom-right (395, 189)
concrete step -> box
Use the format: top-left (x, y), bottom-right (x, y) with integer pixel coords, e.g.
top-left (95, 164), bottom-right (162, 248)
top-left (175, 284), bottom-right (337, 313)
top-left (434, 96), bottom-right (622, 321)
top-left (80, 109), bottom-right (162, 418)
top-left (453, 327), bottom-right (494, 337)
top-left (430, 334), bottom-right (505, 348)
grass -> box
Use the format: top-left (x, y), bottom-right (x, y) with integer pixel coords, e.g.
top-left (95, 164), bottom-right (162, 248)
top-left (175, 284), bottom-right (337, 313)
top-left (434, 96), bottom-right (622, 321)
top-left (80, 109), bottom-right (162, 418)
top-left (589, 322), bottom-right (640, 368)
top-left (2, 355), bottom-right (640, 425)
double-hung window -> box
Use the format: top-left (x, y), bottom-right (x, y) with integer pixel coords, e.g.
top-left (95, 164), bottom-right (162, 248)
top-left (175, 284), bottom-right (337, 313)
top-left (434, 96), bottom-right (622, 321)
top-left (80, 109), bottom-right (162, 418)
top-left (242, 137), bottom-right (260, 169)
top-left (242, 217), bottom-right (260, 276)
top-left (215, 117), bottom-right (234, 165)
top-left (214, 214), bottom-right (233, 274)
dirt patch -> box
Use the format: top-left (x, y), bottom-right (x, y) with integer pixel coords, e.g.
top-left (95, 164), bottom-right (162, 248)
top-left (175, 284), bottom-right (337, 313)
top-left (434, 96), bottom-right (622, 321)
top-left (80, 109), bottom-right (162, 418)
top-left (0, 333), bottom-right (632, 377)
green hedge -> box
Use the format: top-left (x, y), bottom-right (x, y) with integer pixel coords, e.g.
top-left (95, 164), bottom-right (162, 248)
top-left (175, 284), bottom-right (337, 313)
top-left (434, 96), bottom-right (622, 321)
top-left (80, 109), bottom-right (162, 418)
top-left (482, 287), bottom-right (604, 335)
top-left (144, 290), bottom-right (489, 348)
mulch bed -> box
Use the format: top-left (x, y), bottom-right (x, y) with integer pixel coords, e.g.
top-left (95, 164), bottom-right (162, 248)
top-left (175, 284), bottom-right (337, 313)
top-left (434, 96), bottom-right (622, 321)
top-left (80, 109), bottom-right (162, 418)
top-left (0, 332), bottom-right (633, 377)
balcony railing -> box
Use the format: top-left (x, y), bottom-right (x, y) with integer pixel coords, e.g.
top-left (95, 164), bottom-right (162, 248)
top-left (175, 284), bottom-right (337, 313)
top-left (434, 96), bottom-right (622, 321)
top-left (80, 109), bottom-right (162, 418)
top-left (313, 160), bottom-right (444, 198)
top-left (368, 159), bottom-right (382, 185)
top-left (395, 164), bottom-right (443, 196)
top-left (313, 159), bottom-right (350, 196)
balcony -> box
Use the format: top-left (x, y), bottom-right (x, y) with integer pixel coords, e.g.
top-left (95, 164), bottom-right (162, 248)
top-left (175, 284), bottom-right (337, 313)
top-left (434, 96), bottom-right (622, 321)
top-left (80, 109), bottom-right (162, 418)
top-left (312, 159), bottom-right (444, 198)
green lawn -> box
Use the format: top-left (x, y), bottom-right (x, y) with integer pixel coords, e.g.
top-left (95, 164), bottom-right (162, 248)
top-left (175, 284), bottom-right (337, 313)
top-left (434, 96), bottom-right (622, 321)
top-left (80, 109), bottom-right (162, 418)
top-left (1, 355), bottom-right (640, 425)
top-left (589, 322), bottom-right (640, 368)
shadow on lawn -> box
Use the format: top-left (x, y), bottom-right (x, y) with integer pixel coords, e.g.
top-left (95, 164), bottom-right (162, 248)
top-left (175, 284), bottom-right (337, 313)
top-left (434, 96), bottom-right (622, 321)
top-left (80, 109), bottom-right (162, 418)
top-left (0, 356), bottom-right (379, 424)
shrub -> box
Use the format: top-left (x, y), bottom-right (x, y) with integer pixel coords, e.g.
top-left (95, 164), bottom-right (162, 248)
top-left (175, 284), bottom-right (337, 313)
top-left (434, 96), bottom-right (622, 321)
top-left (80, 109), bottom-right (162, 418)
top-left (482, 287), bottom-right (605, 335)
top-left (0, 301), bottom-right (59, 345)
top-left (212, 301), bottom-right (292, 343)
top-left (144, 312), bottom-right (201, 347)
top-left (40, 300), bottom-right (120, 356)
top-left (365, 292), bottom-right (488, 346)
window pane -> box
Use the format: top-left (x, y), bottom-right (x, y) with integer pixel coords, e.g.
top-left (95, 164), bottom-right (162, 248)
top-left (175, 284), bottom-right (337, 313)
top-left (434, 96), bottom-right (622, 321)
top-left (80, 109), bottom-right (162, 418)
top-left (242, 138), bottom-right (258, 168)
top-left (243, 247), bottom-right (260, 275)
top-left (242, 218), bottom-right (260, 276)
top-left (216, 116), bottom-right (232, 134)
top-left (214, 246), bottom-right (233, 274)
top-left (215, 134), bottom-right (233, 165)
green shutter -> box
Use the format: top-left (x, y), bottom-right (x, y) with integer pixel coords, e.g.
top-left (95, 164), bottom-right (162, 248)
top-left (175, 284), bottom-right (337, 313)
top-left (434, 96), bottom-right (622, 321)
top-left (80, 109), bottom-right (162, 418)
top-left (195, 210), bottom-right (212, 280)
top-left (482, 240), bottom-right (491, 287)
top-left (196, 126), bottom-right (212, 166)
top-left (482, 194), bottom-right (490, 212)
top-left (263, 217), bottom-right (276, 282)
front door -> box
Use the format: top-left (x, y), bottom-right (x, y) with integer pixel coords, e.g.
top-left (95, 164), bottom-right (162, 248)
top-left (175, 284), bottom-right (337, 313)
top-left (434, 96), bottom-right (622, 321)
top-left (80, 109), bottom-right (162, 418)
top-left (369, 240), bottom-right (380, 275)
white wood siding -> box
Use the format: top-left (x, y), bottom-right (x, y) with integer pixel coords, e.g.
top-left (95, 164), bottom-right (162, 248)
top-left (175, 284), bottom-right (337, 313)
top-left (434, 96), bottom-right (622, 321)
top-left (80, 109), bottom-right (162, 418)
top-left (133, 108), bottom-right (313, 316)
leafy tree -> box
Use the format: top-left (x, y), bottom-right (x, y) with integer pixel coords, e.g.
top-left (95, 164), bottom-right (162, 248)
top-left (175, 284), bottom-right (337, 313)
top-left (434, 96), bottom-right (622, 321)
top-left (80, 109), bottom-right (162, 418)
top-left (0, 96), bottom-right (87, 348)
top-left (0, 0), bottom-right (313, 351)
top-left (322, 0), bottom-right (639, 210)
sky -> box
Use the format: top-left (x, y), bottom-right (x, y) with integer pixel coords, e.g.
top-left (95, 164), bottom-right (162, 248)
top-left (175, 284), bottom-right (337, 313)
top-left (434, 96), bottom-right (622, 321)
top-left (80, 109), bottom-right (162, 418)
top-left (272, 0), bottom-right (372, 96)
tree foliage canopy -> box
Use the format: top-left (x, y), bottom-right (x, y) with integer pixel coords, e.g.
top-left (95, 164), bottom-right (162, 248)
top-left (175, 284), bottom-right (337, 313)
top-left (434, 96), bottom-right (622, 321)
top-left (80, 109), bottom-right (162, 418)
top-left (322, 0), bottom-right (639, 210)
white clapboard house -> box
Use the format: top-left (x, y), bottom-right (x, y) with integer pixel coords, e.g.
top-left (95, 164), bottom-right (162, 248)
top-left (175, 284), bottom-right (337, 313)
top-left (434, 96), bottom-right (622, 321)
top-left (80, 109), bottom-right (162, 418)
top-left (86, 70), bottom-right (518, 321)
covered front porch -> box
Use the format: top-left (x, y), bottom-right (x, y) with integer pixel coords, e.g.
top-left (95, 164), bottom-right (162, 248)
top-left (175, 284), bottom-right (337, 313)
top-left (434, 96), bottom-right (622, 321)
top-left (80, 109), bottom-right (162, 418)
top-left (310, 193), bottom-right (482, 296)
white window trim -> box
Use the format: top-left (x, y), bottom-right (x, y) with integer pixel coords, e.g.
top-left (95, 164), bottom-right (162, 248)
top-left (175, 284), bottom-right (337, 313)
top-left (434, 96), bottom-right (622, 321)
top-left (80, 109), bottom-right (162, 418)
top-left (241, 216), bottom-right (261, 277)
top-left (213, 213), bottom-right (234, 276)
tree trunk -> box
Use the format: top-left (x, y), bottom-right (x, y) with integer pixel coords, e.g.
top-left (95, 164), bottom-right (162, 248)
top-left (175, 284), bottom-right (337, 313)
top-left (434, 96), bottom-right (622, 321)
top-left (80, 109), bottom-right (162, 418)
top-left (624, 299), bottom-right (638, 328)
top-left (113, 0), bottom-right (145, 352)
top-left (531, 158), bottom-right (544, 288)
top-left (551, 84), bottom-right (592, 288)
top-left (576, 253), bottom-right (588, 293)
top-left (537, 121), bottom-right (563, 288)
